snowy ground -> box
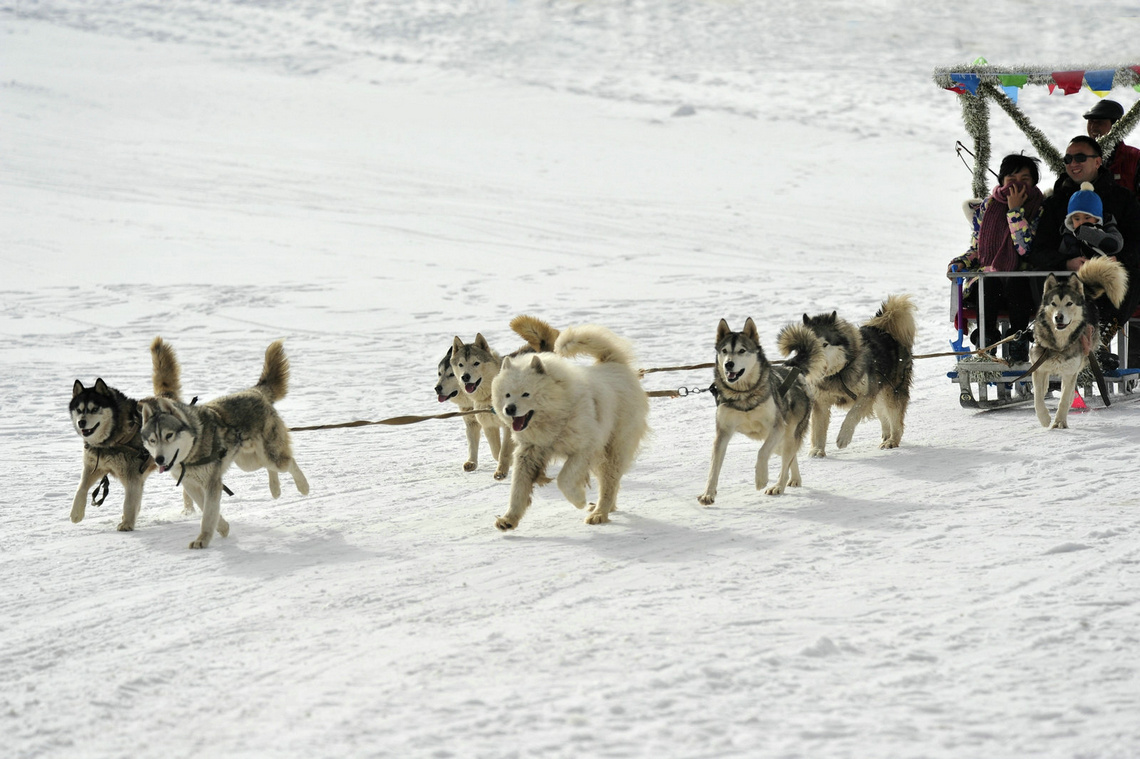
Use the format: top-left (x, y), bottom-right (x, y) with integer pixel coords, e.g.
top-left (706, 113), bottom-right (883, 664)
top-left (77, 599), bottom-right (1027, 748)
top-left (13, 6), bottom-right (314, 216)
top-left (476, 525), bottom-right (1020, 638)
top-left (2, 3), bottom-right (1139, 757)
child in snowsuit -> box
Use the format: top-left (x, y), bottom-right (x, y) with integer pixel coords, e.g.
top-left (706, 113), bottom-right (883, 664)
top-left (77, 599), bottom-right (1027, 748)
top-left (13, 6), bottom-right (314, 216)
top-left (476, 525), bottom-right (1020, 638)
top-left (1059, 182), bottom-right (1123, 263)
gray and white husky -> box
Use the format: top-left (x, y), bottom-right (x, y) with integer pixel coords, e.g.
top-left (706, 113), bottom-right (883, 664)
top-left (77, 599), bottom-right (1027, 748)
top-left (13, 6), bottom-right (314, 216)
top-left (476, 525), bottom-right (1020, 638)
top-left (698, 318), bottom-right (825, 504)
top-left (447, 315), bottom-right (559, 478)
top-left (69, 338), bottom-right (193, 531)
top-left (139, 340), bottom-right (309, 549)
top-left (1032, 257), bottom-right (1128, 429)
top-left (797, 295), bottom-right (916, 456)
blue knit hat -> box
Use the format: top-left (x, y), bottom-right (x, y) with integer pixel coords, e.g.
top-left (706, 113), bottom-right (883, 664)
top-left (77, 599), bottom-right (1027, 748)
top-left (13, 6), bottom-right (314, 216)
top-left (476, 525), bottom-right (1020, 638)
top-left (1067, 182), bottom-right (1103, 223)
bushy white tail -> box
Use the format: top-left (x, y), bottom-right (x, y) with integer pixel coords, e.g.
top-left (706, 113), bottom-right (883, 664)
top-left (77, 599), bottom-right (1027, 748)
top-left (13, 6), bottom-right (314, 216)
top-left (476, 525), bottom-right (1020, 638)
top-left (555, 325), bottom-right (635, 365)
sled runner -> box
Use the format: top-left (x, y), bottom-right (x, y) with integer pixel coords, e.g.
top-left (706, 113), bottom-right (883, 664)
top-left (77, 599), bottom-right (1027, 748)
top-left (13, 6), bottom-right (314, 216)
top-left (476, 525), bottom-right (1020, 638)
top-left (936, 61), bottom-right (1140, 409)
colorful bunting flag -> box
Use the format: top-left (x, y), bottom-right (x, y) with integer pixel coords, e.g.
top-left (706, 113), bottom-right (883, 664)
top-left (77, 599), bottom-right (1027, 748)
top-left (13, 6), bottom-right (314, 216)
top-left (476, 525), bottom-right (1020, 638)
top-left (950, 73), bottom-right (981, 96)
top-left (997, 74), bottom-right (1028, 88)
top-left (1002, 85), bottom-right (1019, 103)
top-left (1051, 70), bottom-right (1085, 95)
top-left (1085, 69), bottom-right (1115, 95)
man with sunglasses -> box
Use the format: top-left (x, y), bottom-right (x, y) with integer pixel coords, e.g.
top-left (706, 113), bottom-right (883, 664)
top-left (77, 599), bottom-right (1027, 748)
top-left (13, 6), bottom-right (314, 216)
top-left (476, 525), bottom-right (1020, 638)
top-left (1029, 136), bottom-right (1140, 369)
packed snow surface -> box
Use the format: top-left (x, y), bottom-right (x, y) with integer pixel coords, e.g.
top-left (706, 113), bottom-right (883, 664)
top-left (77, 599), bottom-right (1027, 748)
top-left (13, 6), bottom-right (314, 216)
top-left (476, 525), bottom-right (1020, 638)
top-left (2, 2), bottom-right (1139, 757)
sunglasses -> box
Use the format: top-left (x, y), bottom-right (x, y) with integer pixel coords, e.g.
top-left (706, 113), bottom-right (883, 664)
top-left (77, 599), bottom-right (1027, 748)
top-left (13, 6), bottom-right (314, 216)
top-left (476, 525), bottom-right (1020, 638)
top-left (1063, 153), bottom-right (1098, 164)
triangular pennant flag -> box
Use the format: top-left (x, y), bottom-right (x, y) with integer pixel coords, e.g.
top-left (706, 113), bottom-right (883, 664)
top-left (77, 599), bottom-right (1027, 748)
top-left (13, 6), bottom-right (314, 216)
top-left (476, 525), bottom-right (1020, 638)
top-left (1048, 83), bottom-right (1057, 95)
top-left (1071, 392), bottom-right (1087, 410)
top-left (950, 73), bottom-right (981, 96)
top-left (998, 74), bottom-right (1029, 88)
top-left (1085, 69), bottom-right (1115, 93)
top-left (1052, 70), bottom-right (1085, 95)
top-left (971, 56), bottom-right (989, 66)
top-left (945, 85), bottom-right (968, 95)
top-left (1002, 85), bottom-right (1020, 103)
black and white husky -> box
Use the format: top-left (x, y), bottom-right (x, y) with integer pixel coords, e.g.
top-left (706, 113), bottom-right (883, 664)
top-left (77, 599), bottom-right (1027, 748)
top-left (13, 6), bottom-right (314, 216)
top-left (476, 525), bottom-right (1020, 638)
top-left (698, 318), bottom-right (825, 504)
top-left (1032, 257), bottom-right (1128, 429)
top-left (69, 339), bottom-right (192, 531)
top-left (139, 340), bottom-right (309, 549)
top-left (797, 295), bottom-right (916, 456)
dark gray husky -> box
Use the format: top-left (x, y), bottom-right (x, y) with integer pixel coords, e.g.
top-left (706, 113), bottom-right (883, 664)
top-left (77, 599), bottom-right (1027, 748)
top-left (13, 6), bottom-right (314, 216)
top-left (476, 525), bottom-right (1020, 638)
top-left (69, 339), bottom-right (191, 531)
top-left (698, 317), bottom-right (825, 504)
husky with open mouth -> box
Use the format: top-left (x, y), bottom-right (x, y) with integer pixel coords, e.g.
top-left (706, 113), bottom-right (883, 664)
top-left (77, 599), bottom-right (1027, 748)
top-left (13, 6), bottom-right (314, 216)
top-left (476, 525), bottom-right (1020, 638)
top-left (489, 323), bottom-right (649, 531)
top-left (1032, 257), bottom-right (1128, 429)
top-left (138, 340), bottom-right (309, 549)
top-left (68, 338), bottom-right (193, 532)
top-left (447, 315), bottom-right (559, 478)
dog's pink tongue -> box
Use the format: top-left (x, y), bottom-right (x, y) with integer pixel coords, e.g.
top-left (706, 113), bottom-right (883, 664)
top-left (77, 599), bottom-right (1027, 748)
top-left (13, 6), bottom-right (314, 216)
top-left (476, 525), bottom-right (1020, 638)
top-left (513, 416), bottom-right (527, 432)
top-left (465, 383), bottom-right (478, 393)
top-left (437, 394), bottom-right (448, 403)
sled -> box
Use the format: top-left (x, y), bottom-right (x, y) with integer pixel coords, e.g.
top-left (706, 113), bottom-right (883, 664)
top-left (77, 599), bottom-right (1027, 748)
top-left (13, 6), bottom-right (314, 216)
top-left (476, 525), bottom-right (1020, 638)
top-left (936, 61), bottom-right (1140, 409)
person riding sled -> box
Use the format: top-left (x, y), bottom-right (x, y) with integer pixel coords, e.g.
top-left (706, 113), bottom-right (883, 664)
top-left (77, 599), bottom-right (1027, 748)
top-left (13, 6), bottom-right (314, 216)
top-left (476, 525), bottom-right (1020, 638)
top-left (948, 153), bottom-right (1044, 361)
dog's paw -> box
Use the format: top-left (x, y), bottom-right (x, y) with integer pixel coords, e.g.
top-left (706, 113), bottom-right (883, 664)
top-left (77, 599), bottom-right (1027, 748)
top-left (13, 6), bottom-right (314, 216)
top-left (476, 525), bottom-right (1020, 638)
top-left (493, 469), bottom-right (509, 481)
top-left (216, 518), bottom-right (230, 538)
top-left (697, 494), bottom-right (715, 506)
top-left (1050, 419), bottom-right (1068, 430)
top-left (809, 447), bottom-right (826, 458)
top-left (584, 510), bottom-right (610, 525)
top-left (494, 516), bottom-right (517, 531)
top-left (188, 533), bottom-right (212, 549)
top-left (70, 504), bottom-right (86, 523)
top-left (879, 440), bottom-right (899, 450)
top-left (835, 433), bottom-right (852, 449)
top-left (116, 521), bottom-right (135, 532)
top-left (763, 484), bottom-right (786, 495)
top-left (787, 476), bottom-right (802, 488)
top-left (463, 461), bottom-right (477, 472)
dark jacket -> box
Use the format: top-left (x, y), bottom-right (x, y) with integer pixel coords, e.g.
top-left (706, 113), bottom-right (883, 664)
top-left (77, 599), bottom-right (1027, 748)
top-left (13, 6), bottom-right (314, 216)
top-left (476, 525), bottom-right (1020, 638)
top-left (1029, 172), bottom-right (1140, 275)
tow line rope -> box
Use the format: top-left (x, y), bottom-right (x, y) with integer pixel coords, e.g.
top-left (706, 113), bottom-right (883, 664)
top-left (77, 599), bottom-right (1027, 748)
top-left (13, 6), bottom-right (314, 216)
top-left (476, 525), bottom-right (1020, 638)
top-left (290, 359), bottom-right (807, 431)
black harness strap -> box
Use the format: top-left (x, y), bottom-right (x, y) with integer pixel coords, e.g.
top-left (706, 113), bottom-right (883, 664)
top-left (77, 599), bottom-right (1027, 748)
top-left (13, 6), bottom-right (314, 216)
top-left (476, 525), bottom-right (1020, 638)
top-left (776, 366), bottom-right (802, 397)
top-left (174, 445), bottom-right (234, 496)
top-left (91, 475), bottom-right (110, 507)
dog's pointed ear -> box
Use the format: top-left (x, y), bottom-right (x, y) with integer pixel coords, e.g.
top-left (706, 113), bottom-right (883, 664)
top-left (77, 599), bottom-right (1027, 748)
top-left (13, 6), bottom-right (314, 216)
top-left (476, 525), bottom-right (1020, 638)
top-left (830, 311), bottom-right (837, 321)
top-left (138, 399), bottom-right (156, 427)
top-left (475, 333), bottom-right (490, 351)
top-left (94, 378), bottom-right (110, 395)
top-left (802, 313), bottom-right (811, 325)
top-left (73, 379), bottom-right (85, 397)
top-left (1043, 274), bottom-right (1058, 292)
top-left (743, 317), bottom-right (759, 342)
top-left (716, 319), bottom-right (731, 343)
top-left (442, 346), bottom-right (453, 362)
top-left (530, 355), bottom-right (545, 374)
top-left (501, 356), bottom-right (513, 371)
top-left (1071, 276), bottom-right (1085, 295)
top-left (451, 336), bottom-right (464, 354)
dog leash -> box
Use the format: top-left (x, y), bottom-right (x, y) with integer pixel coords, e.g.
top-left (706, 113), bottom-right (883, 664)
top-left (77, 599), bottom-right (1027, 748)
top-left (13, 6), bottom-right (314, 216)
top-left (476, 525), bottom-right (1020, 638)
top-left (289, 408), bottom-right (495, 432)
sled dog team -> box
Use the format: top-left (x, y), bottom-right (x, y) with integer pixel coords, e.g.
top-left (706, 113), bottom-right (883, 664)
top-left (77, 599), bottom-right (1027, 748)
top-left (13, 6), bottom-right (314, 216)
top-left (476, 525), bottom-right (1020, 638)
top-left (69, 258), bottom-right (1126, 547)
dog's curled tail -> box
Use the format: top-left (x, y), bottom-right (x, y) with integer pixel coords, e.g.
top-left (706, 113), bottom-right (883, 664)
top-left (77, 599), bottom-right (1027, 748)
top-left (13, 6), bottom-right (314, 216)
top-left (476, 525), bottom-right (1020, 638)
top-left (777, 323), bottom-right (827, 383)
top-left (257, 340), bottom-right (290, 402)
top-left (1077, 256), bottom-right (1129, 307)
top-left (510, 314), bottom-right (561, 353)
top-left (555, 325), bottom-right (635, 365)
top-left (151, 337), bottom-right (182, 402)
top-left (866, 294), bottom-right (917, 349)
